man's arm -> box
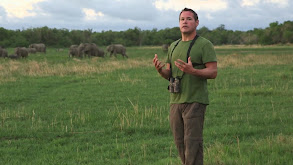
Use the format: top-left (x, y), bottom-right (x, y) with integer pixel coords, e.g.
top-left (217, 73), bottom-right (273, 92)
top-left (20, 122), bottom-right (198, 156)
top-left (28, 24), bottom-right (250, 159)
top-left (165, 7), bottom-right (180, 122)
top-left (175, 57), bottom-right (217, 79)
top-left (153, 54), bottom-right (171, 80)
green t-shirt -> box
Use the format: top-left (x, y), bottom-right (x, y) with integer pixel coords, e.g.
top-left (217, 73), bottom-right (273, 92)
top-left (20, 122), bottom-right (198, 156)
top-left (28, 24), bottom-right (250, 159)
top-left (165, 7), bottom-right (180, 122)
top-left (166, 36), bottom-right (217, 105)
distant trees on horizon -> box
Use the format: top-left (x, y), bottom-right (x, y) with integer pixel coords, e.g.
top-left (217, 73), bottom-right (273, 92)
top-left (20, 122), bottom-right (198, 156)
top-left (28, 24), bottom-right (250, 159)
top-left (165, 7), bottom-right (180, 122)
top-left (0, 20), bottom-right (292, 48)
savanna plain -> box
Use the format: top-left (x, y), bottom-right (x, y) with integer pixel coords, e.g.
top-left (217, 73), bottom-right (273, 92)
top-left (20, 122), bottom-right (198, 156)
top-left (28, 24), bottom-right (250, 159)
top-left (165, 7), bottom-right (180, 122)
top-left (0, 45), bottom-right (292, 165)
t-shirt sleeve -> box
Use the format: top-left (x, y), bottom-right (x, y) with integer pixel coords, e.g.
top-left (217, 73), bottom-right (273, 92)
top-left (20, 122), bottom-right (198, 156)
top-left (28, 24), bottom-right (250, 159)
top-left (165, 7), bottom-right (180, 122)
top-left (165, 50), bottom-right (171, 64)
top-left (202, 41), bottom-right (217, 64)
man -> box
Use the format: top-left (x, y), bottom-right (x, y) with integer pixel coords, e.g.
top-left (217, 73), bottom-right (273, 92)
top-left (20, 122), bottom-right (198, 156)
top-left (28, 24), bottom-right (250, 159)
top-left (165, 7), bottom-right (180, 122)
top-left (152, 8), bottom-right (217, 165)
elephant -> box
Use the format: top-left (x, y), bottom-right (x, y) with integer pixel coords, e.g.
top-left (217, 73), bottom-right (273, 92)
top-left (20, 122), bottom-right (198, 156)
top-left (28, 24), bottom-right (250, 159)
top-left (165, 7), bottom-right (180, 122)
top-left (15, 47), bottom-right (28, 58)
top-left (77, 43), bottom-right (100, 58)
top-left (162, 44), bottom-right (169, 52)
top-left (68, 45), bottom-right (79, 57)
top-left (29, 43), bottom-right (46, 53)
top-left (106, 44), bottom-right (128, 58)
top-left (27, 48), bottom-right (37, 54)
top-left (0, 47), bottom-right (8, 58)
top-left (56, 48), bottom-right (64, 52)
top-left (8, 54), bottom-right (20, 59)
top-left (96, 47), bottom-right (105, 57)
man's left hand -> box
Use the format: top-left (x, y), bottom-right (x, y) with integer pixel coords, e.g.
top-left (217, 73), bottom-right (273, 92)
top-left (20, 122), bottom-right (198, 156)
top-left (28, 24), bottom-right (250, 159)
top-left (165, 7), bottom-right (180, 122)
top-left (174, 57), bottom-right (194, 74)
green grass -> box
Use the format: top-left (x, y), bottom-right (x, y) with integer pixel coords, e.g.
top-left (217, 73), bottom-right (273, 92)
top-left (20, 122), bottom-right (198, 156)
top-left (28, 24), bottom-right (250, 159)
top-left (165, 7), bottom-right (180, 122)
top-left (0, 45), bottom-right (292, 164)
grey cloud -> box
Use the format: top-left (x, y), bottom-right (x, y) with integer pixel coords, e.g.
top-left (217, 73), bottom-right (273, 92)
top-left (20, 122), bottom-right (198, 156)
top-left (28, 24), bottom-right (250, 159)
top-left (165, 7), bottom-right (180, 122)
top-left (24, 0), bottom-right (161, 31)
top-left (92, 0), bottom-right (159, 21)
top-left (34, 0), bottom-right (159, 21)
top-left (34, 0), bottom-right (84, 20)
top-left (1, 0), bottom-right (292, 32)
top-left (0, 5), bottom-right (7, 20)
top-left (197, 0), bottom-right (293, 31)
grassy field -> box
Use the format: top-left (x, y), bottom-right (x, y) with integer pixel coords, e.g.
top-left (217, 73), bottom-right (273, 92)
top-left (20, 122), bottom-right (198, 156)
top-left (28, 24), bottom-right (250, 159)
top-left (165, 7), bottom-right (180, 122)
top-left (0, 45), bottom-right (292, 164)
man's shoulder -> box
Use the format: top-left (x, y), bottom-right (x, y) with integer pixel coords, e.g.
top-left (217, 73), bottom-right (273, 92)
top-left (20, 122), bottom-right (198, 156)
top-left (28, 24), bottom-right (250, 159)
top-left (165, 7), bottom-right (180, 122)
top-left (198, 36), bottom-right (213, 45)
top-left (193, 36), bottom-right (214, 50)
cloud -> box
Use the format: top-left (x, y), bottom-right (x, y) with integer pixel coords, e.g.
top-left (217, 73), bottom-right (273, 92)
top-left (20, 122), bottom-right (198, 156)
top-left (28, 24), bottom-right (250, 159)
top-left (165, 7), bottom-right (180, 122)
top-left (0, 0), bottom-right (292, 32)
top-left (264, 0), bottom-right (288, 7)
top-left (0, 0), bottom-right (45, 18)
top-left (205, 13), bottom-right (214, 20)
top-left (93, 0), bottom-right (159, 21)
top-left (35, 0), bottom-right (84, 19)
top-left (32, 0), bottom-right (159, 22)
top-left (241, 0), bottom-right (260, 7)
top-left (154, 0), bottom-right (228, 12)
top-left (83, 8), bottom-right (104, 21)
top-left (0, 6), bottom-right (7, 21)
top-left (241, 0), bottom-right (289, 7)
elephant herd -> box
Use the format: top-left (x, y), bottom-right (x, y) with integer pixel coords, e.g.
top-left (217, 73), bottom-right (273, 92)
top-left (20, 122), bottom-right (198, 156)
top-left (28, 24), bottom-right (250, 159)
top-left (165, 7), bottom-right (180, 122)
top-left (1, 43), bottom-right (128, 59)
top-left (0, 43), bottom-right (46, 59)
top-left (68, 43), bottom-right (128, 58)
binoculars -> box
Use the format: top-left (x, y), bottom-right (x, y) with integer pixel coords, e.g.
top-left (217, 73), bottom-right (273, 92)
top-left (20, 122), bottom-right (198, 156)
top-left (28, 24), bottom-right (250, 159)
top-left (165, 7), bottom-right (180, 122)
top-left (168, 77), bottom-right (181, 93)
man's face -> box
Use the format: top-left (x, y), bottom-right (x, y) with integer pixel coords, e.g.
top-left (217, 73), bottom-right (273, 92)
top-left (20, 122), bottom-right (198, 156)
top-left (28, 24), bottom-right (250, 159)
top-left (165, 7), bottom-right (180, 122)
top-left (179, 11), bottom-right (198, 34)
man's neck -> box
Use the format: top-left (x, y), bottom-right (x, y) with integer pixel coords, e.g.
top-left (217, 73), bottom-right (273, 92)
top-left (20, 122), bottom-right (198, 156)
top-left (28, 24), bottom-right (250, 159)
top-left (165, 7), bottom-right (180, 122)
top-left (181, 31), bottom-right (197, 41)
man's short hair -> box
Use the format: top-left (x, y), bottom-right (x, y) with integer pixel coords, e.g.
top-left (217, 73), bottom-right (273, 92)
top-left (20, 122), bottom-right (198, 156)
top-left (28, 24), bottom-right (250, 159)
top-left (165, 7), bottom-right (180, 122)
top-left (179, 8), bottom-right (198, 21)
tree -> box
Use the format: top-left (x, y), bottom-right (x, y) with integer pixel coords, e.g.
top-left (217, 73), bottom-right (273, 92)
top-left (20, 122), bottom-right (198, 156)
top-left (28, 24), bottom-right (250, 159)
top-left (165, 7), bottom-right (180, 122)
top-left (0, 20), bottom-right (293, 47)
top-left (197, 26), bottom-right (210, 36)
top-left (0, 27), bottom-right (12, 47)
top-left (281, 21), bottom-right (293, 43)
top-left (123, 27), bottom-right (141, 46)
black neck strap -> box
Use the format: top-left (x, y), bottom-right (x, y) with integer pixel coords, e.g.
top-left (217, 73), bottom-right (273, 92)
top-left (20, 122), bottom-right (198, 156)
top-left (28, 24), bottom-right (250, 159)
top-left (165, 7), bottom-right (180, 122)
top-left (170, 34), bottom-right (199, 63)
top-left (187, 35), bottom-right (199, 62)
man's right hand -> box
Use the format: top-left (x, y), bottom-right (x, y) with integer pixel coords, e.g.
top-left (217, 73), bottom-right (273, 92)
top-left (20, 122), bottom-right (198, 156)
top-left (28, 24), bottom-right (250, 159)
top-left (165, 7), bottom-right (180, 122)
top-left (153, 54), bottom-right (165, 73)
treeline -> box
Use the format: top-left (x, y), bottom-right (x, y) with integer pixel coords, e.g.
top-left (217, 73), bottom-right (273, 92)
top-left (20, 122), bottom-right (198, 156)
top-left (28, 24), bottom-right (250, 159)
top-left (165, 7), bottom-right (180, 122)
top-left (0, 20), bottom-right (292, 48)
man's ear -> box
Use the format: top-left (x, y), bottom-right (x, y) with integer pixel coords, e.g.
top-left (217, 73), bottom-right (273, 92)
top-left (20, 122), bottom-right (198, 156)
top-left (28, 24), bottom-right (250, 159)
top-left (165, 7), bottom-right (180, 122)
top-left (195, 20), bottom-right (199, 28)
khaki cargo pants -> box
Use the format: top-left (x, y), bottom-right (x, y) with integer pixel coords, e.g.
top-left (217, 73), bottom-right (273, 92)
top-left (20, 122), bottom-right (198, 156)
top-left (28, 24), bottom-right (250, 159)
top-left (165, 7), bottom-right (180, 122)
top-left (170, 102), bottom-right (207, 165)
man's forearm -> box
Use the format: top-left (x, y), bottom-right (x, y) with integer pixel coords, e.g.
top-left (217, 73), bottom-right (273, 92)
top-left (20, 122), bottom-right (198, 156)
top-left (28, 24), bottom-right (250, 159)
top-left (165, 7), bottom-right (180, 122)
top-left (190, 62), bottom-right (217, 79)
top-left (158, 69), bottom-right (171, 80)
top-left (190, 67), bottom-right (217, 79)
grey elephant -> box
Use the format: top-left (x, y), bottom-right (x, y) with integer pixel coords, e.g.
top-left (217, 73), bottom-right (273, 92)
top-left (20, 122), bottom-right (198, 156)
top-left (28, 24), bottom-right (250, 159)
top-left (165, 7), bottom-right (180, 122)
top-left (29, 43), bottom-right (46, 53)
top-left (15, 47), bottom-right (28, 58)
top-left (106, 44), bottom-right (128, 58)
top-left (96, 47), bottom-right (105, 57)
top-left (56, 48), bottom-right (64, 52)
top-left (27, 48), bottom-right (37, 54)
top-left (0, 47), bottom-right (8, 58)
top-left (77, 43), bottom-right (99, 58)
top-left (69, 45), bottom-right (79, 57)
top-left (8, 54), bottom-right (20, 59)
top-left (162, 44), bottom-right (169, 52)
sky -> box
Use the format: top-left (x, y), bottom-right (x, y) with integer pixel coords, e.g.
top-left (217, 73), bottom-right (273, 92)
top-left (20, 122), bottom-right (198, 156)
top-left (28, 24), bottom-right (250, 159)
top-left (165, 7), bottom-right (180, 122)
top-left (0, 0), bottom-right (292, 32)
